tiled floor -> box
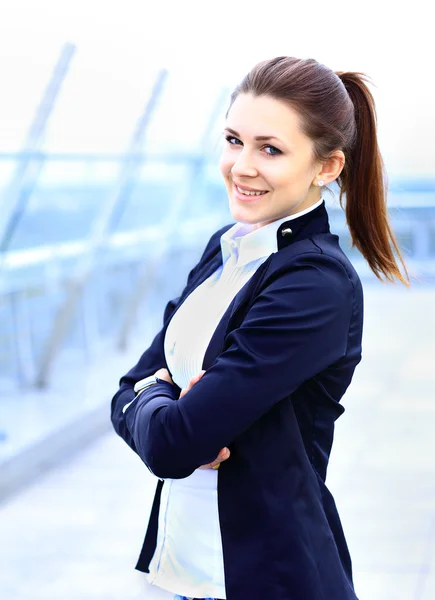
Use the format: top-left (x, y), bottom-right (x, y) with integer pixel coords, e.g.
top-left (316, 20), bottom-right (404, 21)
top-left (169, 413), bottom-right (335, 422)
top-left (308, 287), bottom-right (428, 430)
top-left (0, 285), bottom-right (434, 599)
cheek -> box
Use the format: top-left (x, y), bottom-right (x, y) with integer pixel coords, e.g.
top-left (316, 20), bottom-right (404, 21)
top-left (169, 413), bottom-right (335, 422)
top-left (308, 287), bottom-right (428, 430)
top-left (267, 163), bottom-right (295, 188)
top-left (273, 159), bottom-right (309, 188)
top-left (219, 153), bottom-right (233, 179)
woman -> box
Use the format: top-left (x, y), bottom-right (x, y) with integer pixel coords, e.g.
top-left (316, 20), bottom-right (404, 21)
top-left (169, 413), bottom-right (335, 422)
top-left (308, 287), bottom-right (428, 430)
top-left (111, 56), bottom-right (408, 600)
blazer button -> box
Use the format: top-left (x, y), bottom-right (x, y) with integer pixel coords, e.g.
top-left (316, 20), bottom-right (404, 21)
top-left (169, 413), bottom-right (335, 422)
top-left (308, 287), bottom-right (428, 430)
top-left (281, 227), bottom-right (293, 237)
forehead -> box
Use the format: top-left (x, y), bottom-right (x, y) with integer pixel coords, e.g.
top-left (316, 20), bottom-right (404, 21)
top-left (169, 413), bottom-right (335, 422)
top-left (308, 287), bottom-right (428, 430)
top-left (226, 93), bottom-right (305, 143)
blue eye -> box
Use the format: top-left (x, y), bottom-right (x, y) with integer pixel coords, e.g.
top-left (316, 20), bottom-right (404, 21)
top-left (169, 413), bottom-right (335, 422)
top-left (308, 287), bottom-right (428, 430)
top-left (264, 145), bottom-right (281, 156)
top-left (223, 134), bottom-right (282, 156)
top-left (225, 135), bottom-right (241, 145)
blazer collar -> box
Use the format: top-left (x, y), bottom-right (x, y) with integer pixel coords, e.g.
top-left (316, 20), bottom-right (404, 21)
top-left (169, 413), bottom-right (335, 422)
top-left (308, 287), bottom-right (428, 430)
top-left (221, 198), bottom-right (325, 268)
top-left (276, 200), bottom-right (330, 251)
top-left (182, 201), bottom-right (332, 315)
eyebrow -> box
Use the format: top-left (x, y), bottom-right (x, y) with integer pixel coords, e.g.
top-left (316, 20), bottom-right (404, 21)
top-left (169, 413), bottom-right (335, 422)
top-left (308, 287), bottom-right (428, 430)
top-left (224, 127), bottom-right (282, 143)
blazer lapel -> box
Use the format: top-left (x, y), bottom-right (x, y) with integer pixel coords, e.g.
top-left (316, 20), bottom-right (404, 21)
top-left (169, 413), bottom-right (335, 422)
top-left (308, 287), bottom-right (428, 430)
top-left (197, 202), bottom-right (332, 371)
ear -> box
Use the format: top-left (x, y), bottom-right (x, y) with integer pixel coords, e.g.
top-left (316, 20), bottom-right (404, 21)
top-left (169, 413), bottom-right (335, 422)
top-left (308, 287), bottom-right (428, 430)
top-left (313, 150), bottom-right (345, 187)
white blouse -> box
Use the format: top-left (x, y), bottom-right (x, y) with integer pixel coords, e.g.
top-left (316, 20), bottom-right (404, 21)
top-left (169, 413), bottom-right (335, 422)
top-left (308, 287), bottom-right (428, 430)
top-left (146, 199), bottom-right (324, 599)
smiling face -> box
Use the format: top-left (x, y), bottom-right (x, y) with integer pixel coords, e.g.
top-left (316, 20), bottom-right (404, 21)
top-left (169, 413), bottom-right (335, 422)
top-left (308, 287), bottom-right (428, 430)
top-left (219, 93), bottom-right (323, 230)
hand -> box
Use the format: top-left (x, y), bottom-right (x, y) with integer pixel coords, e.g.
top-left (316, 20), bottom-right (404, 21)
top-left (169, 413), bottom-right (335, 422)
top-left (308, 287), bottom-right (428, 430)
top-left (179, 370), bottom-right (206, 398)
top-left (154, 368), bottom-right (175, 386)
top-left (180, 370), bottom-right (231, 470)
top-left (198, 446), bottom-right (231, 470)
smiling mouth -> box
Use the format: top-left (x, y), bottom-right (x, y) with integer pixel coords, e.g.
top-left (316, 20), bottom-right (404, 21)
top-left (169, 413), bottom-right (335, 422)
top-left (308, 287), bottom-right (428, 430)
top-left (233, 183), bottom-right (268, 198)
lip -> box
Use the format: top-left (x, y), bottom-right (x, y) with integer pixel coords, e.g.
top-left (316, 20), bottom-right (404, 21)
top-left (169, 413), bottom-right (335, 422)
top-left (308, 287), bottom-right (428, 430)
top-left (233, 182), bottom-right (267, 192)
top-left (232, 182), bottom-right (269, 202)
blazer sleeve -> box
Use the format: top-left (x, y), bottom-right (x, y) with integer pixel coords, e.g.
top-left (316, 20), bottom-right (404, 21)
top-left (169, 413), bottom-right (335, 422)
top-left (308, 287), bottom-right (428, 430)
top-left (123, 251), bottom-right (355, 479)
top-left (110, 223), bottom-right (231, 455)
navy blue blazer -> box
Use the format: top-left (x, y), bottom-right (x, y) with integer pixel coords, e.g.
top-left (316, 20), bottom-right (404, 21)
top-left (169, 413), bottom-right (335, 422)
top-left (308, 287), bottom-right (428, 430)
top-left (111, 202), bottom-right (363, 600)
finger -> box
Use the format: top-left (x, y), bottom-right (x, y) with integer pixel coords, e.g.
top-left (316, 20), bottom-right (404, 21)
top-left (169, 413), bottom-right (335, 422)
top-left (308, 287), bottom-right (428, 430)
top-left (208, 455), bottom-right (224, 469)
top-left (180, 380), bottom-right (197, 398)
top-left (182, 370), bottom-right (207, 398)
top-left (198, 448), bottom-right (230, 469)
top-left (191, 370), bottom-right (206, 383)
top-left (218, 447), bottom-right (230, 460)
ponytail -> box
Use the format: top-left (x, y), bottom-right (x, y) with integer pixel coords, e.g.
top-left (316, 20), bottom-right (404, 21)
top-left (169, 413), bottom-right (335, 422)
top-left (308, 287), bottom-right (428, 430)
top-left (232, 56), bottom-right (410, 284)
top-left (335, 72), bottom-right (410, 285)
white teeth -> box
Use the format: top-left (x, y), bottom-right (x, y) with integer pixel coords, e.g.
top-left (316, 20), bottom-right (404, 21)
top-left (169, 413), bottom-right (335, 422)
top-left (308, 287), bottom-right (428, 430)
top-left (236, 185), bottom-right (267, 196)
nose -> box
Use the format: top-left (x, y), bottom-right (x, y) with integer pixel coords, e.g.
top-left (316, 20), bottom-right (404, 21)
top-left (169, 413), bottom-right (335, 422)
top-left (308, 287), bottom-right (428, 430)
top-left (231, 149), bottom-right (258, 179)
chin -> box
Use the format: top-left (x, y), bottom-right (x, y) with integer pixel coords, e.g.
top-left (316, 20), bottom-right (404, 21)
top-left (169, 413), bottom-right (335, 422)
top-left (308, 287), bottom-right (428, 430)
top-left (229, 205), bottom-right (258, 225)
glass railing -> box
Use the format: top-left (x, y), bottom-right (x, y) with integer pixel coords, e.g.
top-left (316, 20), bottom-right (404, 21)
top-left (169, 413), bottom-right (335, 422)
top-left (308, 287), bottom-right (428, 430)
top-left (0, 153), bottom-right (434, 392)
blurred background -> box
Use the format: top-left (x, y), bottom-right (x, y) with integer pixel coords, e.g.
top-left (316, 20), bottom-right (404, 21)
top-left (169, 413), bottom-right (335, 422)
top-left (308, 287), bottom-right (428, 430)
top-left (0, 1), bottom-right (434, 599)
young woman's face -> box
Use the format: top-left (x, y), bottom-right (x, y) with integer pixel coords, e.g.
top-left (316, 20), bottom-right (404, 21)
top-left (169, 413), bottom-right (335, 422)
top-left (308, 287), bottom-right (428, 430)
top-left (220, 93), bottom-right (322, 230)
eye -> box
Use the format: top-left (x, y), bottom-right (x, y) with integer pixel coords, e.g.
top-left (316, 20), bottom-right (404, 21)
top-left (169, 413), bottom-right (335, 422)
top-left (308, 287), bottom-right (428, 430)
top-left (224, 135), bottom-right (242, 145)
top-left (263, 145), bottom-right (282, 157)
top-left (223, 134), bottom-right (282, 157)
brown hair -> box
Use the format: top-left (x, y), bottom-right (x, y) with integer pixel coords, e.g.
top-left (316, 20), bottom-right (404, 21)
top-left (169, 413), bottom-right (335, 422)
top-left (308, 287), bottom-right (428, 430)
top-left (227, 56), bottom-right (409, 285)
